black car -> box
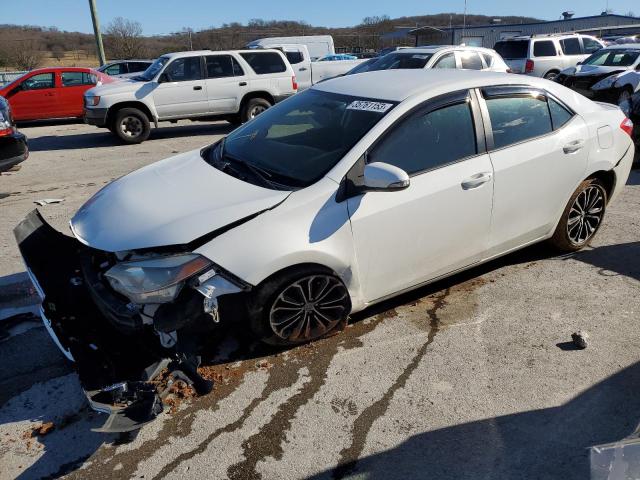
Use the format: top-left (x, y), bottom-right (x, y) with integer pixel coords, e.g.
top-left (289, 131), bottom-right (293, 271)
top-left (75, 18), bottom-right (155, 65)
top-left (0, 95), bottom-right (28, 173)
top-left (621, 91), bottom-right (640, 161)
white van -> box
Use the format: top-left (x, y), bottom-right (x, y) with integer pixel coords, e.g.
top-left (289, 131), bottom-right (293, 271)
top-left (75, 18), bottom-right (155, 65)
top-left (246, 35), bottom-right (335, 61)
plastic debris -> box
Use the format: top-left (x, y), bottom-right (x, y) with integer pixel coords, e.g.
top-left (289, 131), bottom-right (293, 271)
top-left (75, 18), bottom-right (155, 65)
top-left (34, 198), bottom-right (64, 206)
top-left (571, 331), bottom-right (589, 349)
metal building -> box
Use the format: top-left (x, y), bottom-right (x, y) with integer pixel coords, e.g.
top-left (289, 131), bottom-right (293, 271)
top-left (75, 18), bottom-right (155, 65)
top-left (408, 14), bottom-right (640, 48)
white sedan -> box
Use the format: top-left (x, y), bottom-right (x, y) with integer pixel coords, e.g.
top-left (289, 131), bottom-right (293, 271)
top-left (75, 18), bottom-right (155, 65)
top-left (15, 70), bottom-right (634, 428)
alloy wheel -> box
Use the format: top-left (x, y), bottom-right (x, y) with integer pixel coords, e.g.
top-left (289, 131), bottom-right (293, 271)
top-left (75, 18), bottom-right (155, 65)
top-left (120, 116), bottom-right (143, 138)
top-left (249, 105), bottom-right (267, 119)
top-left (567, 185), bottom-right (605, 245)
top-left (269, 275), bottom-right (349, 342)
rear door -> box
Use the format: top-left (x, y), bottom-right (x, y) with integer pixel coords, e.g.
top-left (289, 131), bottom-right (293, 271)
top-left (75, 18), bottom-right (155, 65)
top-left (58, 70), bottom-right (97, 117)
top-left (153, 56), bottom-right (208, 118)
top-left (5, 72), bottom-right (58, 120)
top-left (203, 54), bottom-right (244, 113)
top-left (479, 86), bottom-right (590, 257)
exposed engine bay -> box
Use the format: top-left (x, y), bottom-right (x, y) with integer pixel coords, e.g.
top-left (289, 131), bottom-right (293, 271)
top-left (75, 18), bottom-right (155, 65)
top-left (14, 209), bottom-right (249, 433)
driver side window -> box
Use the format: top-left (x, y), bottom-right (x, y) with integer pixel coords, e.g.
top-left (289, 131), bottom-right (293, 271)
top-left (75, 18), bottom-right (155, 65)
top-left (22, 73), bottom-right (55, 90)
top-left (164, 57), bottom-right (202, 82)
top-left (369, 97), bottom-right (477, 175)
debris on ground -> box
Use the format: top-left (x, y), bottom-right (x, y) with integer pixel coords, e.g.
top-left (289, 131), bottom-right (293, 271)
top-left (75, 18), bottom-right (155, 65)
top-left (34, 198), bottom-right (64, 206)
top-left (571, 331), bottom-right (590, 349)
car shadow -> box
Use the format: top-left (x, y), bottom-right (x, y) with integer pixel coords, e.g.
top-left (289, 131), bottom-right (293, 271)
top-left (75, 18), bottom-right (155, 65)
top-left (567, 241), bottom-right (640, 282)
top-left (309, 361), bottom-right (640, 480)
top-left (26, 122), bottom-right (234, 152)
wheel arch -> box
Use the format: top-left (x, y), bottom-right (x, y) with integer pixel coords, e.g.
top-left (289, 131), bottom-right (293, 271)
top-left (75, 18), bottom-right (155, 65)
top-left (106, 101), bottom-right (156, 128)
top-left (586, 169), bottom-right (616, 202)
top-left (239, 91), bottom-right (275, 111)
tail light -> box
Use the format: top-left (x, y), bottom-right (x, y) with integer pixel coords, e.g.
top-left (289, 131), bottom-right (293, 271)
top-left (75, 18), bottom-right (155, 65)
top-left (620, 117), bottom-right (634, 137)
top-left (292, 75), bottom-right (298, 91)
top-left (525, 59), bottom-right (535, 74)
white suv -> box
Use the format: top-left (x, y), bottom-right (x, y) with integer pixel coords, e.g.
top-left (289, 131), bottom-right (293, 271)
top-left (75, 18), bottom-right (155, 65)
top-left (494, 34), bottom-right (605, 79)
top-left (84, 50), bottom-right (297, 143)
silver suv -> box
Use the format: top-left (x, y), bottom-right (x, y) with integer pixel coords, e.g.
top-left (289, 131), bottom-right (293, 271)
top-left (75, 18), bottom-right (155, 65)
top-left (494, 34), bottom-right (605, 79)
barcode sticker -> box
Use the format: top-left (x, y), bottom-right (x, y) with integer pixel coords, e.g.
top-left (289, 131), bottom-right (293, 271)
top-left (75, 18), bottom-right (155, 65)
top-left (347, 101), bottom-right (393, 113)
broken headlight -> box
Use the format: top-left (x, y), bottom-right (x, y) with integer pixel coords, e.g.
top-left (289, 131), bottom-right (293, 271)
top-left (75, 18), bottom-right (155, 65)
top-left (105, 254), bottom-right (212, 304)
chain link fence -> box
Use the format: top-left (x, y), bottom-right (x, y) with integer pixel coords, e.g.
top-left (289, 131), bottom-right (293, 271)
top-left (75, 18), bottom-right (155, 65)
top-left (0, 71), bottom-right (27, 87)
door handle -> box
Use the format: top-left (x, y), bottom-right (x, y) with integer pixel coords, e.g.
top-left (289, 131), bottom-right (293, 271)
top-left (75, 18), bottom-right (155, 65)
top-left (299, 67), bottom-right (308, 72)
top-left (461, 172), bottom-right (492, 190)
top-left (239, 81), bottom-right (247, 86)
top-left (193, 86), bottom-right (202, 91)
top-left (563, 139), bottom-right (585, 154)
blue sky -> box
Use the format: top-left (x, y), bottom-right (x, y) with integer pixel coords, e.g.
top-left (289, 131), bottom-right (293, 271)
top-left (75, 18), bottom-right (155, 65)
top-left (4, 0), bottom-right (639, 35)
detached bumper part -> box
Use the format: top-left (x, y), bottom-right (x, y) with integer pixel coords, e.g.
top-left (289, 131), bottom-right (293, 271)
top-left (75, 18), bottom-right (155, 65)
top-left (14, 210), bottom-right (214, 433)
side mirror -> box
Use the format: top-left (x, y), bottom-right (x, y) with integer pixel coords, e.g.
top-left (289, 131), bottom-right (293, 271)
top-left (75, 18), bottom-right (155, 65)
top-left (362, 162), bottom-right (410, 191)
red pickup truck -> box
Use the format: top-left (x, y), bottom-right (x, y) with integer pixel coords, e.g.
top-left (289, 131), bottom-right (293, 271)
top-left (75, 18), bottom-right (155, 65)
top-left (0, 67), bottom-right (115, 121)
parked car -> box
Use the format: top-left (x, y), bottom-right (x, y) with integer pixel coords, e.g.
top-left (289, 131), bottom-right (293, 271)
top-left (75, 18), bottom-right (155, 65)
top-left (615, 35), bottom-right (640, 44)
top-left (620, 90), bottom-right (640, 159)
top-left (97, 60), bottom-right (153, 78)
top-left (555, 45), bottom-right (640, 104)
top-left (84, 49), bottom-right (297, 144)
top-left (377, 46), bottom-right (412, 57)
top-left (344, 46), bottom-right (510, 75)
top-left (0, 95), bottom-right (28, 173)
top-left (266, 44), bottom-right (365, 90)
top-left (493, 34), bottom-right (605, 79)
top-left (246, 35), bottom-right (335, 61)
top-left (15, 69), bottom-right (634, 431)
top-left (0, 67), bottom-right (115, 122)
top-left (317, 54), bottom-right (358, 61)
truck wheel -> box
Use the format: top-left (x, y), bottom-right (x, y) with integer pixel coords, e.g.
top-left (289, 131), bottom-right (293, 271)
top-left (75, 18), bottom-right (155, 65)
top-left (241, 98), bottom-right (272, 124)
top-left (113, 108), bottom-right (150, 144)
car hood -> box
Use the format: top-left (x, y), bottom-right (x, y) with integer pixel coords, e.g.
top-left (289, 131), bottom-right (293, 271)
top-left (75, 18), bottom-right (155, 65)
top-left (561, 65), bottom-right (627, 77)
top-left (85, 78), bottom-right (153, 97)
top-left (70, 149), bottom-right (291, 252)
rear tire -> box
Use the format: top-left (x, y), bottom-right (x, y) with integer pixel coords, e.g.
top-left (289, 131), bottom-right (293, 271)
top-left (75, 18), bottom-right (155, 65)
top-left (549, 178), bottom-right (607, 252)
top-left (113, 107), bottom-right (150, 144)
top-left (544, 71), bottom-right (559, 81)
top-left (240, 97), bottom-right (272, 124)
top-left (248, 266), bottom-right (351, 346)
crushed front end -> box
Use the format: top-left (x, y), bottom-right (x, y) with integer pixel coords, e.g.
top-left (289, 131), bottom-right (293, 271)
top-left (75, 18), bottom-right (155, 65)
top-left (14, 210), bottom-right (248, 433)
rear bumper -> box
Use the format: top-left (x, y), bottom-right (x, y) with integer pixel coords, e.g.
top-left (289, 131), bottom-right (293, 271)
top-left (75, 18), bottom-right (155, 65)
top-left (84, 107), bottom-right (109, 127)
top-left (0, 131), bottom-right (28, 172)
top-left (14, 210), bottom-right (168, 432)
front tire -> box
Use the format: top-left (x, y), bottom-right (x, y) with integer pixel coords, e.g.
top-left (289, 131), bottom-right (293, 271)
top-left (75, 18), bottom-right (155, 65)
top-left (248, 267), bottom-right (351, 346)
top-left (550, 178), bottom-right (607, 252)
top-left (113, 107), bottom-right (150, 144)
top-left (240, 97), bottom-right (272, 124)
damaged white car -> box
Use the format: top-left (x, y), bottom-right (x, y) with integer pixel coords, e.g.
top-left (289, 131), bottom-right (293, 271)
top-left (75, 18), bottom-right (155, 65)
top-left (15, 70), bottom-right (635, 432)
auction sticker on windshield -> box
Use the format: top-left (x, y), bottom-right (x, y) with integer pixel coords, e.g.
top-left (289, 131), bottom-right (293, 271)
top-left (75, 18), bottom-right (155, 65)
top-left (347, 101), bottom-right (394, 113)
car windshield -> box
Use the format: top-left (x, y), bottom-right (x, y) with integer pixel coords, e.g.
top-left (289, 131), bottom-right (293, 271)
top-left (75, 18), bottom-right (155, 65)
top-left (135, 56), bottom-right (170, 81)
top-left (494, 40), bottom-right (529, 59)
top-left (205, 89), bottom-right (397, 189)
top-left (363, 52), bottom-right (434, 71)
top-left (582, 49), bottom-right (640, 66)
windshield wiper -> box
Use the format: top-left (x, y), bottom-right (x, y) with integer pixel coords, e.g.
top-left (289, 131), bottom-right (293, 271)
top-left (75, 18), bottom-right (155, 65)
top-left (223, 153), bottom-right (279, 189)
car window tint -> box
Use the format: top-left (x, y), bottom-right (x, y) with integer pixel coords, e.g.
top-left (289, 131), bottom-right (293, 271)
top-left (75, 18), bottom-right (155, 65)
top-left (460, 51), bottom-right (484, 70)
top-left (240, 52), bottom-right (287, 74)
top-left (205, 55), bottom-right (234, 78)
top-left (482, 53), bottom-right (494, 67)
top-left (370, 101), bottom-right (477, 175)
top-left (583, 38), bottom-right (602, 54)
top-left (164, 56), bottom-right (202, 81)
top-left (433, 53), bottom-right (456, 69)
top-left (105, 64), bottom-right (124, 75)
top-left (129, 62), bottom-right (150, 72)
top-left (533, 40), bottom-right (556, 57)
top-left (231, 57), bottom-right (245, 76)
top-left (285, 51), bottom-right (304, 65)
top-left (549, 98), bottom-right (573, 130)
top-left (494, 40), bottom-right (528, 59)
top-left (485, 95), bottom-right (552, 149)
top-left (22, 73), bottom-right (54, 90)
top-left (61, 71), bottom-right (95, 86)
top-left (560, 38), bottom-right (581, 55)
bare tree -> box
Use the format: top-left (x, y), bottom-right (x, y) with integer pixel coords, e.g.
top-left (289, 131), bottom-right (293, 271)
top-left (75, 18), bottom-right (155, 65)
top-left (10, 39), bottom-right (44, 70)
top-left (104, 17), bottom-right (146, 59)
top-left (51, 45), bottom-right (65, 62)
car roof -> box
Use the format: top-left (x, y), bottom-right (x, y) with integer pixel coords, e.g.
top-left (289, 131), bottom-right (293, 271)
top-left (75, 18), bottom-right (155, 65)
top-left (161, 49), bottom-right (282, 59)
top-left (393, 45), bottom-right (496, 54)
top-left (313, 69), bottom-right (548, 102)
top-left (23, 67), bottom-right (93, 73)
top-left (602, 43), bottom-right (640, 50)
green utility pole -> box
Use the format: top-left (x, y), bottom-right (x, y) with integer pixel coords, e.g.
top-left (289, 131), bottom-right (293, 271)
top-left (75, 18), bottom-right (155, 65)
top-left (88, 0), bottom-right (106, 66)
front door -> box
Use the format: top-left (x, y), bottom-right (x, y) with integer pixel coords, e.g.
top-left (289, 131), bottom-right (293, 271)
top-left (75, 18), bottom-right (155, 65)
top-left (347, 91), bottom-right (494, 302)
top-left (7, 72), bottom-right (58, 120)
top-left (479, 86), bottom-right (590, 256)
top-left (153, 56), bottom-right (208, 118)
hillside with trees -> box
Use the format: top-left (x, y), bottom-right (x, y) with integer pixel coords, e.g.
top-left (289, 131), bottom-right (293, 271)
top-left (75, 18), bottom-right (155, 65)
top-left (0, 13), bottom-right (542, 70)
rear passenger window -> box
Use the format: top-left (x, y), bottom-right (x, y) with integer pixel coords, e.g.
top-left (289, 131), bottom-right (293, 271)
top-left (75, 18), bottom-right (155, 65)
top-left (205, 55), bottom-right (234, 78)
top-left (240, 52), bottom-right (287, 74)
top-left (284, 51), bottom-right (304, 65)
top-left (432, 53), bottom-right (456, 69)
top-left (549, 98), bottom-right (573, 129)
top-left (482, 53), bottom-right (494, 67)
top-left (560, 38), bottom-right (581, 55)
top-left (370, 101), bottom-right (477, 175)
top-left (533, 41), bottom-right (557, 57)
top-left (61, 71), bottom-right (96, 86)
top-left (460, 51), bottom-right (484, 70)
top-left (485, 95), bottom-right (552, 149)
